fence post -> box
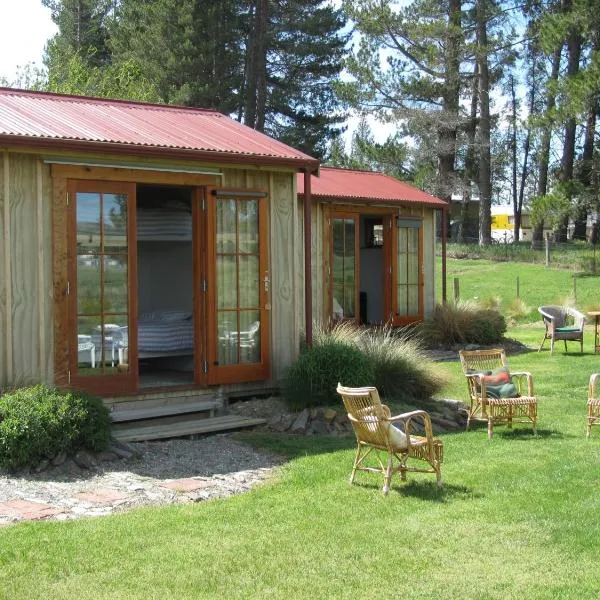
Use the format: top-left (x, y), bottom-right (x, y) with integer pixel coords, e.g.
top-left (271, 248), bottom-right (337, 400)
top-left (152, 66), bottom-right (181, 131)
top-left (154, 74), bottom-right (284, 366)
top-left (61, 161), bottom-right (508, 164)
top-left (516, 276), bottom-right (520, 298)
top-left (545, 231), bottom-right (550, 267)
top-left (453, 277), bottom-right (460, 302)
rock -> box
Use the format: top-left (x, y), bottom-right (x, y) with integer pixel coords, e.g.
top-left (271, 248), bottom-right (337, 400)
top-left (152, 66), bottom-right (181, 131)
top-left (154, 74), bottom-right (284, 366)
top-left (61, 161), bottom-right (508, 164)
top-left (291, 409), bottom-right (310, 433)
top-left (309, 421), bottom-right (330, 435)
top-left (33, 459), bottom-right (50, 473)
top-left (109, 444), bottom-right (134, 460)
top-left (73, 450), bottom-right (98, 469)
top-left (98, 451), bottom-right (119, 462)
top-left (323, 408), bottom-right (337, 423)
top-left (51, 452), bottom-right (67, 467)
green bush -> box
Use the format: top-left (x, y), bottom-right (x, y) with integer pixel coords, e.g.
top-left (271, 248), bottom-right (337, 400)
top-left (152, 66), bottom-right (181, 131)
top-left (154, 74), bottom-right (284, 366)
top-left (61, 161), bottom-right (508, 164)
top-left (284, 322), bottom-right (447, 409)
top-left (0, 385), bottom-right (112, 470)
top-left (419, 301), bottom-right (506, 346)
top-left (282, 339), bottom-right (375, 410)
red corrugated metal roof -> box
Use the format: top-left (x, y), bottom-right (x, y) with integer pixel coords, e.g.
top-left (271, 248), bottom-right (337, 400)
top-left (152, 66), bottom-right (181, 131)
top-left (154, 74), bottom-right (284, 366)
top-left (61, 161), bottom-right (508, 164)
top-left (298, 167), bottom-right (447, 207)
top-left (0, 88), bottom-right (318, 166)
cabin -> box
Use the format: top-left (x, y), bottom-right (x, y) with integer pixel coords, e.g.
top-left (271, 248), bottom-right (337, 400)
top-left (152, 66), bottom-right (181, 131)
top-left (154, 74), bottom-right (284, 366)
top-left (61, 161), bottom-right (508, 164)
top-left (0, 88), bottom-right (445, 438)
top-left (298, 167), bottom-right (447, 327)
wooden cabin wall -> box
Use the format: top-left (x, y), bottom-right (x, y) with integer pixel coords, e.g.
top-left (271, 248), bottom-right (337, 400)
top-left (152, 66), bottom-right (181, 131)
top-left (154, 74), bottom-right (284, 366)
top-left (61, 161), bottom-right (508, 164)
top-left (0, 151), bottom-right (53, 389)
top-left (221, 167), bottom-right (300, 383)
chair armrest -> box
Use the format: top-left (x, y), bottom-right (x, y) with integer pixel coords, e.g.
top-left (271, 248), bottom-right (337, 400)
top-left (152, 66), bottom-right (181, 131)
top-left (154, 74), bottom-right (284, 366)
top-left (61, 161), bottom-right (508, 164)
top-left (589, 373), bottom-right (600, 399)
top-left (510, 371), bottom-right (534, 396)
top-left (390, 409), bottom-right (435, 441)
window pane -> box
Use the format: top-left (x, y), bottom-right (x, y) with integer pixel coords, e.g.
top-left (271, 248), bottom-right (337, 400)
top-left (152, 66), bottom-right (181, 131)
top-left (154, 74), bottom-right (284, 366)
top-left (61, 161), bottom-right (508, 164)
top-left (103, 193), bottom-right (128, 251)
top-left (77, 259), bottom-right (101, 314)
top-left (218, 312), bottom-right (237, 366)
top-left (103, 255), bottom-right (128, 314)
top-left (239, 311), bottom-right (260, 364)
top-left (239, 255), bottom-right (259, 308)
top-left (238, 200), bottom-right (258, 253)
top-left (217, 199), bottom-right (236, 253)
top-left (217, 255), bottom-right (237, 309)
top-left (77, 192), bottom-right (101, 254)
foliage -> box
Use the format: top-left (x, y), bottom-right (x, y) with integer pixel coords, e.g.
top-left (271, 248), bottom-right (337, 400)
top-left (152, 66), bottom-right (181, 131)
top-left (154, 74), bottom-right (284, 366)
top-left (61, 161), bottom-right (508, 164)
top-left (281, 337), bottom-right (375, 410)
top-left (287, 321), bottom-right (446, 407)
top-left (419, 301), bottom-right (506, 346)
top-left (0, 385), bottom-right (111, 470)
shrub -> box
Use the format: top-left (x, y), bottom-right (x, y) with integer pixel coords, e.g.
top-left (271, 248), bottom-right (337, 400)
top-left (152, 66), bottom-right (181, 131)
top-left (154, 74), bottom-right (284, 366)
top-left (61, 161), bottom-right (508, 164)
top-left (353, 325), bottom-right (448, 402)
top-left (282, 339), bottom-right (375, 410)
top-left (0, 385), bottom-right (112, 470)
top-left (419, 301), bottom-right (506, 346)
top-left (284, 322), bottom-right (447, 409)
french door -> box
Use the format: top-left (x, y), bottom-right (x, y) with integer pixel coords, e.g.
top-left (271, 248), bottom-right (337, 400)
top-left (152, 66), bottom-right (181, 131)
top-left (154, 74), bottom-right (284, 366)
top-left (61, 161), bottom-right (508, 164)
top-left (206, 189), bottom-right (270, 384)
top-left (327, 210), bottom-right (423, 326)
top-left (68, 180), bottom-right (137, 394)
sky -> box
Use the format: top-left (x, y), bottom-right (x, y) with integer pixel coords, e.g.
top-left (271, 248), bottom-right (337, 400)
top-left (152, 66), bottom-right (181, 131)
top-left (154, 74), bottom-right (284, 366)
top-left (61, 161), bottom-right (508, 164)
top-left (0, 0), bottom-right (393, 146)
top-left (0, 0), bottom-right (57, 82)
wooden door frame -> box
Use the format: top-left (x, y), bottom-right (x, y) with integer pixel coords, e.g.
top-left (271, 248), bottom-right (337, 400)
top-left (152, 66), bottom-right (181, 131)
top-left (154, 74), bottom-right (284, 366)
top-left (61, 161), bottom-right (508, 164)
top-left (67, 179), bottom-right (138, 395)
top-left (206, 187), bottom-right (271, 384)
top-left (192, 187), bottom-right (208, 387)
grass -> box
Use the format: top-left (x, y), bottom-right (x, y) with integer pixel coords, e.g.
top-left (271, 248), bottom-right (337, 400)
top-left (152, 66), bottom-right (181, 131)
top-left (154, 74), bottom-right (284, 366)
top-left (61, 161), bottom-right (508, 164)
top-left (438, 257), bottom-right (600, 323)
top-left (1, 322), bottom-right (600, 598)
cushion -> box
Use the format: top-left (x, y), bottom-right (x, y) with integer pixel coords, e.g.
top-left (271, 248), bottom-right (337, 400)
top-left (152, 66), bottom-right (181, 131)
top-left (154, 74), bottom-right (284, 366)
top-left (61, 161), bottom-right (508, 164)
top-left (485, 382), bottom-right (518, 399)
top-left (555, 326), bottom-right (580, 332)
top-left (385, 422), bottom-right (408, 450)
top-left (482, 366), bottom-right (510, 385)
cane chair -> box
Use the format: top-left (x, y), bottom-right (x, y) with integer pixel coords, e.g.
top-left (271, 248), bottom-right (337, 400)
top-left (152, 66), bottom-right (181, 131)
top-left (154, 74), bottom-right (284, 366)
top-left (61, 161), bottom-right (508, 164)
top-left (336, 383), bottom-right (443, 495)
top-left (538, 305), bottom-right (586, 354)
top-left (458, 349), bottom-right (537, 439)
top-left (587, 373), bottom-right (600, 437)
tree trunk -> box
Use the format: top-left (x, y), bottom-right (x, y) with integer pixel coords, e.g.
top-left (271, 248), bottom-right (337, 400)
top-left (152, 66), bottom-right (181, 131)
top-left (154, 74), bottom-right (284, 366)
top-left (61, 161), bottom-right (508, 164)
top-left (509, 75), bottom-right (519, 241)
top-left (436, 0), bottom-right (461, 204)
top-left (244, 0), bottom-right (268, 130)
top-left (532, 44), bottom-right (562, 249)
top-left (476, 0), bottom-right (491, 246)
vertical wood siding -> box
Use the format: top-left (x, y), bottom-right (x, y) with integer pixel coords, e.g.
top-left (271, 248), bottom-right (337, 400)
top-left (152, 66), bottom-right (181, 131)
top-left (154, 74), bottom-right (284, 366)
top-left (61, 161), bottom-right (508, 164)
top-left (0, 152), bottom-right (53, 388)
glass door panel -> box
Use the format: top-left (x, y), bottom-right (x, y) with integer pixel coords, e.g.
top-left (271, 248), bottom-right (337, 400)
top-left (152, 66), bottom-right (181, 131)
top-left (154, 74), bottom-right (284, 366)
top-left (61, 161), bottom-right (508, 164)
top-left (70, 181), bottom-right (136, 392)
top-left (394, 219), bottom-right (423, 324)
top-left (208, 190), bottom-right (269, 384)
top-left (331, 214), bottom-right (358, 322)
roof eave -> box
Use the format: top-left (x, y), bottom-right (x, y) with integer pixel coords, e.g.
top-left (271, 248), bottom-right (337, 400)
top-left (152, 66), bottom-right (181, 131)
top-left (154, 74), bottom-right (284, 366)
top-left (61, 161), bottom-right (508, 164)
top-left (298, 192), bottom-right (447, 208)
top-left (0, 135), bottom-right (321, 171)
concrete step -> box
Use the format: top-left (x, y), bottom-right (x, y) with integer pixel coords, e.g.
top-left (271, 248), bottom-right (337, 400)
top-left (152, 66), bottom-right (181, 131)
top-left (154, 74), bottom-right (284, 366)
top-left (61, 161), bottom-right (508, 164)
top-left (112, 414), bottom-right (266, 442)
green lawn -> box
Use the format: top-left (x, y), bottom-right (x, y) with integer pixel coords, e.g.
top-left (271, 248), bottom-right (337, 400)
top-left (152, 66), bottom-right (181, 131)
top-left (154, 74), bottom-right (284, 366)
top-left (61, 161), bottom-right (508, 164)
top-left (1, 322), bottom-right (600, 599)
top-left (437, 258), bottom-right (600, 323)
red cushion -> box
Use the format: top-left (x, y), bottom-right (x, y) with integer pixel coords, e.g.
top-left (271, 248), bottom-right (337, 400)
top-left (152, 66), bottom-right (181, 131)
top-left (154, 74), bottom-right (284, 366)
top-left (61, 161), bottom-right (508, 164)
top-left (482, 367), bottom-right (510, 385)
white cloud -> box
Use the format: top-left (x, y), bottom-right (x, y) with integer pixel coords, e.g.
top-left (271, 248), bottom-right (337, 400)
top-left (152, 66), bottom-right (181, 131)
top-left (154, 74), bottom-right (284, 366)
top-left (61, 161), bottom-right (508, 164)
top-left (0, 0), bottom-right (57, 81)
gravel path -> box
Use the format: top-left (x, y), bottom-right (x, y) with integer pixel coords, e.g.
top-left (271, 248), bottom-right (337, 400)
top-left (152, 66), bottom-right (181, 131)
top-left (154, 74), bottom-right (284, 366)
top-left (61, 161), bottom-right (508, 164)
top-left (0, 435), bottom-right (284, 526)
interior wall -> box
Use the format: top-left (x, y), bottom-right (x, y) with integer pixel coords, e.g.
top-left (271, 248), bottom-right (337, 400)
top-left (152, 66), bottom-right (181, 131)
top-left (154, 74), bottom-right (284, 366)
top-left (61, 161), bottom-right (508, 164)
top-left (137, 241), bottom-right (193, 314)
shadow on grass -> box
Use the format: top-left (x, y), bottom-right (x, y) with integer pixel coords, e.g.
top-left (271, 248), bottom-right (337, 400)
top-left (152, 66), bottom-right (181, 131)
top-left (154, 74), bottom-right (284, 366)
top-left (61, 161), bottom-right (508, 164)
top-left (352, 479), bottom-right (479, 503)
top-left (495, 427), bottom-right (564, 440)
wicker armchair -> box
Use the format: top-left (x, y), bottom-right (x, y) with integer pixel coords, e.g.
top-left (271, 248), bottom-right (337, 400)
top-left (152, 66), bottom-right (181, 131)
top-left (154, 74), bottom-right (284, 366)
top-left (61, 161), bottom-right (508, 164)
top-left (587, 374), bottom-right (600, 437)
top-left (458, 349), bottom-right (537, 439)
top-left (538, 305), bottom-right (586, 354)
top-left (336, 383), bottom-right (443, 495)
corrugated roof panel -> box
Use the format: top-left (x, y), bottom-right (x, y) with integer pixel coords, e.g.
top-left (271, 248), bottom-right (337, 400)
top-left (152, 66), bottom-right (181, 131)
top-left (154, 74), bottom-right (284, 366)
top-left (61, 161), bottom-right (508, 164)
top-left (298, 167), bottom-right (447, 207)
top-left (0, 88), bottom-right (317, 164)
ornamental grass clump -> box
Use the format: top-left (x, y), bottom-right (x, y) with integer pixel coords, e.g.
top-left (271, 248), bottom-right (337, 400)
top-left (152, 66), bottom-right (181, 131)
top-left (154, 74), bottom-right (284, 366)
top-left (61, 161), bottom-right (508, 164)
top-left (352, 324), bottom-right (448, 403)
top-left (283, 321), bottom-right (446, 410)
top-left (419, 301), bottom-right (506, 346)
top-left (0, 384), bottom-right (112, 470)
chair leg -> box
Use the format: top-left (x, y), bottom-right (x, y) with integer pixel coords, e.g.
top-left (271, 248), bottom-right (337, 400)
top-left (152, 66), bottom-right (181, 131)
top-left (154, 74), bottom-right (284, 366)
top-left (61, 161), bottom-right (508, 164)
top-left (350, 445), bottom-right (362, 484)
top-left (487, 416), bottom-right (493, 439)
top-left (382, 454), bottom-right (393, 495)
top-left (564, 340), bottom-right (568, 353)
top-left (550, 337), bottom-right (555, 354)
top-left (538, 334), bottom-right (547, 352)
